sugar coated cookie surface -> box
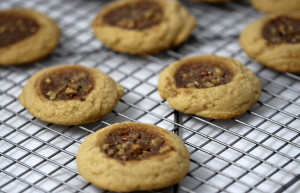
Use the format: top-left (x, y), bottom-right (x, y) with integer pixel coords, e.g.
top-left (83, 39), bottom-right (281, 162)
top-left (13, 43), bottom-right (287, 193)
top-left (251, 0), bottom-right (300, 14)
top-left (158, 55), bottom-right (261, 119)
top-left (92, 0), bottom-right (196, 55)
top-left (240, 12), bottom-right (300, 72)
top-left (77, 122), bottom-right (190, 192)
top-left (19, 65), bottom-right (124, 125)
top-left (0, 8), bottom-right (60, 66)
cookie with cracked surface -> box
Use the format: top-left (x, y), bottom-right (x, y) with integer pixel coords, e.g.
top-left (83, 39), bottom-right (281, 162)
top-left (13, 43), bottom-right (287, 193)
top-left (0, 8), bottom-right (60, 66)
top-left (77, 122), bottom-right (190, 192)
top-left (251, 0), bottom-right (300, 14)
top-left (92, 0), bottom-right (196, 55)
top-left (240, 13), bottom-right (300, 72)
top-left (19, 65), bottom-right (124, 125)
top-left (158, 55), bottom-right (261, 119)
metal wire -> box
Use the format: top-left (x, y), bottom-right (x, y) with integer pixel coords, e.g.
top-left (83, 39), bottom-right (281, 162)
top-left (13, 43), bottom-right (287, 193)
top-left (1, 0), bottom-right (300, 193)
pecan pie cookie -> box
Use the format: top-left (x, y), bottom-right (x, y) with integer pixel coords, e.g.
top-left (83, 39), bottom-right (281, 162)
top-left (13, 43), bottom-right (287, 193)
top-left (77, 122), bottom-right (190, 192)
top-left (158, 55), bottom-right (261, 119)
top-left (240, 13), bottom-right (300, 72)
top-left (19, 65), bottom-right (124, 125)
top-left (251, 0), bottom-right (300, 14)
top-left (0, 8), bottom-right (60, 66)
top-left (92, 0), bottom-right (196, 55)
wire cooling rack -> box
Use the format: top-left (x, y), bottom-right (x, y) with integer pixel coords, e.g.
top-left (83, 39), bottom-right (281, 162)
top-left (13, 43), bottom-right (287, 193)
top-left (1, 0), bottom-right (300, 192)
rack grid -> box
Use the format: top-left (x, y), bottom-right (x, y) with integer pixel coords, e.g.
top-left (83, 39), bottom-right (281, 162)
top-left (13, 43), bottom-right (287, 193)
top-left (1, 0), bottom-right (300, 192)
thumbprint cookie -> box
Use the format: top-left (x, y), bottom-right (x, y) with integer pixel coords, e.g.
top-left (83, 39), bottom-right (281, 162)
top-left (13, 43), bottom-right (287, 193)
top-left (158, 55), bottom-right (261, 119)
top-left (19, 65), bottom-right (124, 125)
top-left (77, 122), bottom-right (190, 192)
top-left (240, 13), bottom-right (300, 72)
top-left (92, 0), bottom-right (196, 55)
top-left (0, 8), bottom-right (60, 66)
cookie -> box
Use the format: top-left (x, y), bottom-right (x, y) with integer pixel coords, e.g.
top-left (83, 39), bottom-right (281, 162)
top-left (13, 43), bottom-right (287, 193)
top-left (240, 13), bottom-right (300, 72)
top-left (251, 0), bottom-right (300, 14)
top-left (92, 0), bottom-right (196, 55)
top-left (0, 8), bottom-right (60, 66)
top-left (158, 55), bottom-right (261, 119)
top-left (19, 65), bottom-right (124, 125)
top-left (77, 122), bottom-right (190, 192)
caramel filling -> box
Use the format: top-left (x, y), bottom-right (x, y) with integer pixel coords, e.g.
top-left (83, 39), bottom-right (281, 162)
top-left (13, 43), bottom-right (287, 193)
top-left (0, 12), bottom-right (39, 48)
top-left (263, 16), bottom-right (300, 44)
top-left (175, 62), bottom-right (233, 88)
top-left (101, 127), bottom-right (172, 161)
top-left (40, 67), bottom-right (94, 101)
top-left (103, 0), bottom-right (163, 30)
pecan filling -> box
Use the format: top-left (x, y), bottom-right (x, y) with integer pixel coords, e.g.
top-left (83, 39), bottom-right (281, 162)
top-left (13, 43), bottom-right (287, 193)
top-left (0, 12), bottom-right (39, 48)
top-left (175, 62), bottom-right (233, 89)
top-left (101, 128), bottom-right (172, 161)
top-left (40, 67), bottom-right (94, 101)
top-left (263, 16), bottom-right (300, 44)
top-left (103, 0), bottom-right (163, 30)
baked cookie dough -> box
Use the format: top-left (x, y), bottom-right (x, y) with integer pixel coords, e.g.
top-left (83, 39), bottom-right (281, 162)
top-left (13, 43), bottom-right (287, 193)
top-left (251, 0), bottom-right (300, 14)
top-left (158, 55), bottom-right (261, 119)
top-left (240, 13), bottom-right (300, 72)
top-left (92, 0), bottom-right (196, 55)
top-left (0, 8), bottom-right (60, 66)
top-left (77, 122), bottom-right (190, 192)
top-left (19, 65), bottom-right (124, 125)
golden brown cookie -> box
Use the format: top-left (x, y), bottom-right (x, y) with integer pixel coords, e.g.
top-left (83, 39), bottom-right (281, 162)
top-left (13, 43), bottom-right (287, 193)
top-left (77, 122), bottom-right (190, 192)
top-left (92, 0), bottom-right (196, 55)
top-left (0, 8), bottom-right (60, 66)
top-left (158, 55), bottom-right (261, 119)
top-left (240, 13), bottom-right (300, 72)
top-left (251, 0), bottom-right (300, 14)
top-left (19, 65), bottom-right (124, 125)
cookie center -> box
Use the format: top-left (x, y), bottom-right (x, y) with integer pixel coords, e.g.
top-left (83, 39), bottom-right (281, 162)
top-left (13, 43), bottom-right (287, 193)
top-left (101, 127), bottom-right (172, 161)
top-left (0, 12), bottom-right (40, 48)
top-left (175, 62), bottom-right (233, 88)
top-left (40, 67), bottom-right (94, 101)
top-left (103, 0), bottom-right (163, 30)
top-left (263, 16), bottom-right (300, 44)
